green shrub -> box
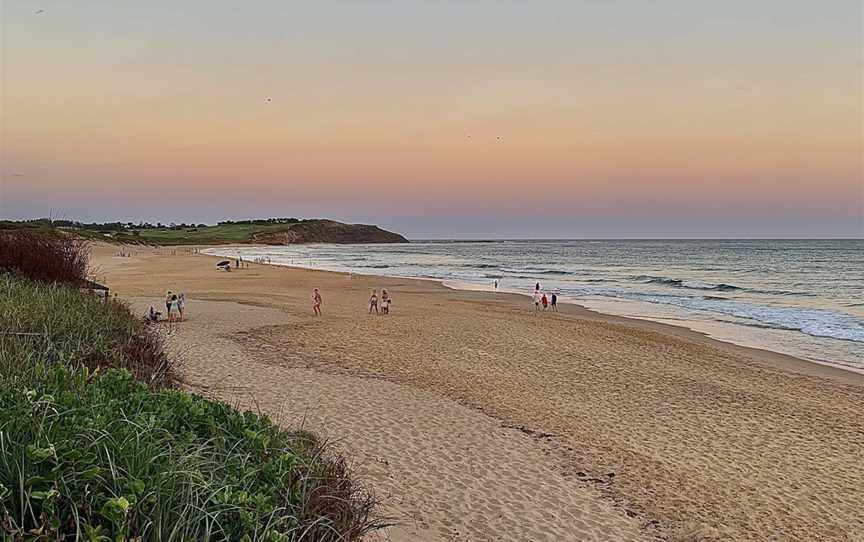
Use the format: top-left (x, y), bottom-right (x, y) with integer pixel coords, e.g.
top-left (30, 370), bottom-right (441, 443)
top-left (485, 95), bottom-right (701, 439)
top-left (0, 367), bottom-right (380, 540)
top-left (0, 229), bottom-right (90, 285)
top-left (0, 275), bottom-right (383, 540)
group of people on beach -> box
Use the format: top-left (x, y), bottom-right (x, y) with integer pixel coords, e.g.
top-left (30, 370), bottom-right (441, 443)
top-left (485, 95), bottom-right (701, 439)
top-left (147, 290), bottom-right (187, 325)
top-left (368, 289), bottom-right (392, 315)
top-left (309, 288), bottom-right (394, 316)
top-left (532, 282), bottom-right (558, 312)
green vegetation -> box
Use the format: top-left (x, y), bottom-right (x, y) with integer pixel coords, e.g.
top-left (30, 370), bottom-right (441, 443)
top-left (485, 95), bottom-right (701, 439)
top-left (113, 222), bottom-right (298, 245)
top-left (0, 218), bottom-right (408, 246)
top-left (0, 275), bottom-right (173, 387)
top-left (1, 219), bottom-right (299, 245)
top-left (0, 274), bottom-right (382, 540)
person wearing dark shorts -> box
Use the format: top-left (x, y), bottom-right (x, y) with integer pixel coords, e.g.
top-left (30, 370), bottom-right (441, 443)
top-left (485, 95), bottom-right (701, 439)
top-left (551, 293), bottom-right (558, 311)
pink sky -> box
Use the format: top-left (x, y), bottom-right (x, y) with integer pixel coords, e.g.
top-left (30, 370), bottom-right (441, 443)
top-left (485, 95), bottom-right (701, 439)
top-left (1, 1), bottom-right (861, 237)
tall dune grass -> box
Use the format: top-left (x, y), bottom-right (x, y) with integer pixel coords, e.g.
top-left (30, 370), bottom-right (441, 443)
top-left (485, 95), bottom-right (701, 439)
top-left (0, 367), bottom-right (382, 540)
top-left (0, 274), bottom-right (384, 540)
top-left (0, 275), bottom-right (174, 387)
top-left (0, 230), bottom-right (90, 285)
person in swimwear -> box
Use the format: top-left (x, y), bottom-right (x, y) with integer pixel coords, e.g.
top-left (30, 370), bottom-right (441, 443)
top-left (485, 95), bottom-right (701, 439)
top-left (312, 288), bottom-right (322, 316)
top-left (369, 290), bottom-right (379, 314)
top-left (381, 289), bottom-right (391, 315)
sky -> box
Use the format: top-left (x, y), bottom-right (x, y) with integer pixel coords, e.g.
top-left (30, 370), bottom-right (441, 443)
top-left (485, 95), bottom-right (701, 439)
top-left (1, 0), bottom-right (862, 238)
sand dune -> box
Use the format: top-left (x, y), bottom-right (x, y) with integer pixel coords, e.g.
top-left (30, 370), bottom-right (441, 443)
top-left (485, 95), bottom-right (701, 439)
top-left (94, 245), bottom-right (863, 541)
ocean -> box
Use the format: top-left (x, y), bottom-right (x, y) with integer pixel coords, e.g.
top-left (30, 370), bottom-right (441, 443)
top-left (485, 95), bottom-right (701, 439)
top-left (204, 240), bottom-right (864, 373)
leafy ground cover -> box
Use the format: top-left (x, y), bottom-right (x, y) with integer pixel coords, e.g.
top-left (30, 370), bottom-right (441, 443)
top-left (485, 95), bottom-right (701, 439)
top-left (0, 269), bottom-right (382, 539)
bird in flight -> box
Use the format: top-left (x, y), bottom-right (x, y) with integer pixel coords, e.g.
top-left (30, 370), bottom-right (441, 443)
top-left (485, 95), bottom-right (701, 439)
top-left (35, 9), bottom-right (45, 14)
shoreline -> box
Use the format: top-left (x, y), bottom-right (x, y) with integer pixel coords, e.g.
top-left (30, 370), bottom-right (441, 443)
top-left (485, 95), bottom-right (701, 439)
top-left (441, 280), bottom-right (864, 383)
top-left (201, 245), bottom-right (862, 385)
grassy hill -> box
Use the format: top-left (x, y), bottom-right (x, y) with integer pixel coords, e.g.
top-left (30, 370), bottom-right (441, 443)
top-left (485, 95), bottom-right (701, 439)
top-left (0, 219), bottom-right (408, 246)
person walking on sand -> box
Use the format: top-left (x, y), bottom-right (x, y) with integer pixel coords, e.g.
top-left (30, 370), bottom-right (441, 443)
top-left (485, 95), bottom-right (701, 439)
top-left (369, 290), bottom-right (379, 315)
top-left (381, 289), bottom-right (391, 315)
top-left (541, 293), bottom-right (549, 310)
top-left (178, 293), bottom-right (186, 321)
top-left (551, 293), bottom-right (558, 311)
top-left (533, 289), bottom-right (542, 312)
top-left (165, 290), bottom-right (173, 319)
top-left (312, 288), bottom-right (322, 316)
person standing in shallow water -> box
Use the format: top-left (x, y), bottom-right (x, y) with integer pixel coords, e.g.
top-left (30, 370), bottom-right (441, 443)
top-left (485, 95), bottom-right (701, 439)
top-left (312, 288), bottom-right (322, 316)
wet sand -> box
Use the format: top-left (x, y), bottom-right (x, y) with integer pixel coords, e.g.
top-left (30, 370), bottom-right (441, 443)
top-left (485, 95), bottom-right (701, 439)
top-left (93, 245), bottom-right (864, 541)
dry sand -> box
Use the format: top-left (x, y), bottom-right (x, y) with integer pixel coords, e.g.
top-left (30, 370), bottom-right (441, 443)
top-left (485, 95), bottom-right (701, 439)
top-left (93, 245), bottom-right (863, 542)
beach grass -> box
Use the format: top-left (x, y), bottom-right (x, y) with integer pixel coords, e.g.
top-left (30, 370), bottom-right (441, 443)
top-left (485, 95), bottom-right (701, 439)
top-left (0, 274), bottom-right (382, 540)
top-left (0, 275), bottom-right (173, 387)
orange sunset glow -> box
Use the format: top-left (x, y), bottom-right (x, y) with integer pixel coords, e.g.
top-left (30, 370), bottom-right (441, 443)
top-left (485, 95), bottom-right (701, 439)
top-left (1, 1), bottom-right (861, 237)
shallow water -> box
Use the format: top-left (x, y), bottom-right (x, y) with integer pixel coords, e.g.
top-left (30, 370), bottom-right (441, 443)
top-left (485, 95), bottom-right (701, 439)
top-left (205, 240), bottom-right (864, 373)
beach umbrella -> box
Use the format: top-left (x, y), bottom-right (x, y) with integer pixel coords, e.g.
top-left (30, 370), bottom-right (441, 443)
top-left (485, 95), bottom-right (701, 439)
top-left (216, 260), bottom-right (230, 267)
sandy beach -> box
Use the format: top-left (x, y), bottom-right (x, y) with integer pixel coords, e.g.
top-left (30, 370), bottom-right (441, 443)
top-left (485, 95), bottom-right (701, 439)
top-left (92, 245), bottom-right (864, 542)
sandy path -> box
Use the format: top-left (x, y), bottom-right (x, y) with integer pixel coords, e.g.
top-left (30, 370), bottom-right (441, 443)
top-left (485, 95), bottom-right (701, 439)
top-left (94, 246), bottom-right (864, 541)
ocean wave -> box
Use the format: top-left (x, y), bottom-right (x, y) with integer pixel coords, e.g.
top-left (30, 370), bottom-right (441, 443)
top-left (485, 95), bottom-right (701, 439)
top-left (508, 274), bottom-right (603, 282)
top-left (500, 267), bottom-right (580, 276)
top-left (633, 275), bottom-right (742, 292)
top-left (625, 293), bottom-right (864, 344)
top-left (631, 275), bottom-right (819, 297)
